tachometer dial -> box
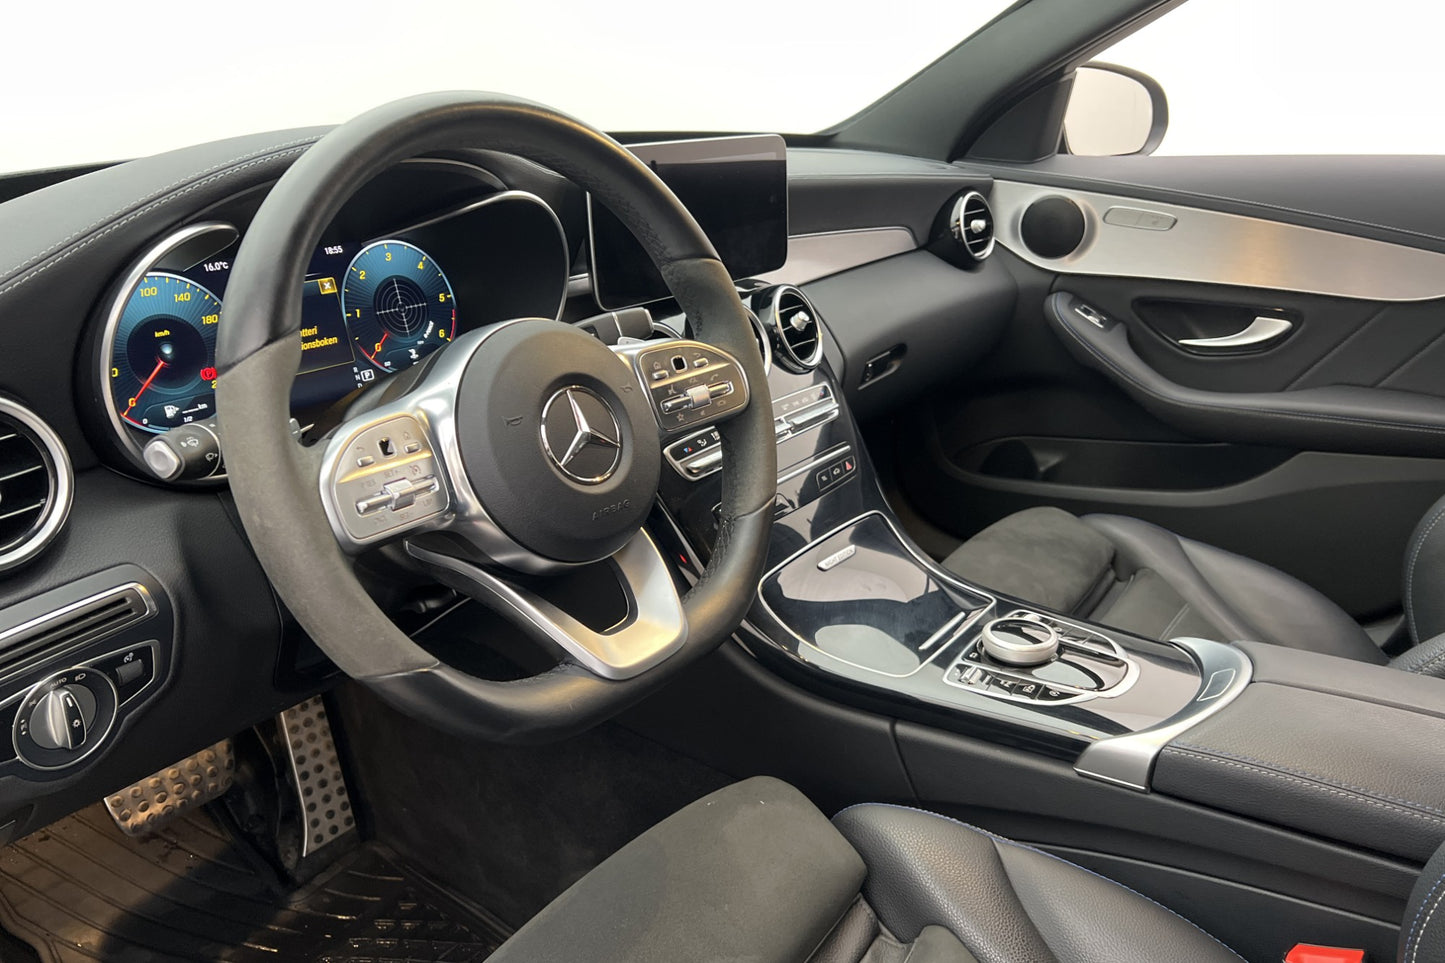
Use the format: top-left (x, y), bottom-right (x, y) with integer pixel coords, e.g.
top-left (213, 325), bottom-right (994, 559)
top-left (342, 240), bottom-right (456, 372)
top-left (108, 272), bottom-right (221, 433)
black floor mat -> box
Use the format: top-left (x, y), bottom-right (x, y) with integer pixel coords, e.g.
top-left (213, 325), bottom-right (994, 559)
top-left (0, 804), bottom-right (509, 962)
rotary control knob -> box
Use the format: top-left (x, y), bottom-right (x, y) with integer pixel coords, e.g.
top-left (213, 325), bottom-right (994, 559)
top-left (980, 617), bottom-right (1059, 667)
top-left (14, 669), bottom-right (118, 770)
top-left (28, 685), bottom-right (97, 750)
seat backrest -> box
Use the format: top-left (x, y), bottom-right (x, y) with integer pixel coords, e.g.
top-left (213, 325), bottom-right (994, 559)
top-left (1403, 494), bottom-right (1445, 646)
top-left (1399, 836), bottom-right (1445, 962)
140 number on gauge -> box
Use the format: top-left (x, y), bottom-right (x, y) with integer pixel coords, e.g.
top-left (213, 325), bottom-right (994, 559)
top-left (342, 240), bottom-right (456, 372)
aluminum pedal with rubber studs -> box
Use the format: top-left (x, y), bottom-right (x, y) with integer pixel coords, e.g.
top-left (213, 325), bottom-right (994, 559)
top-left (103, 740), bottom-right (235, 836)
top-left (277, 695), bottom-right (356, 857)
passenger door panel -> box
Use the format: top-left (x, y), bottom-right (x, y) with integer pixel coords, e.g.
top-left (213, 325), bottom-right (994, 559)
top-left (891, 159), bottom-right (1445, 619)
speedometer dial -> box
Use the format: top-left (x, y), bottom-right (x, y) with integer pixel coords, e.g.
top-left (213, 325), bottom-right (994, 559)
top-left (108, 272), bottom-right (221, 433)
top-left (342, 240), bottom-right (456, 373)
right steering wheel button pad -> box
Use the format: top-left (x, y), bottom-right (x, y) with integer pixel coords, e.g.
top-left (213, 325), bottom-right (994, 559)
top-left (634, 343), bottom-right (748, 432)
top-left (329, 415), bottom-right (449, 544)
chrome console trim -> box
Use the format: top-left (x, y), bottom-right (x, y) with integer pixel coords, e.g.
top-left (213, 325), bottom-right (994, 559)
top-left (1073, 636), bottom-right (1252, 792)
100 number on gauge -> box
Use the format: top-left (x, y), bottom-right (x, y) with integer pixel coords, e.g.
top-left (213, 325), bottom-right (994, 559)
top-left (109, 272), bottom-right (220, 433)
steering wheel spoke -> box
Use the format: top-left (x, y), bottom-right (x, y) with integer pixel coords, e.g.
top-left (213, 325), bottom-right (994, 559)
top-left (406, 529), bottom-right (687, 680)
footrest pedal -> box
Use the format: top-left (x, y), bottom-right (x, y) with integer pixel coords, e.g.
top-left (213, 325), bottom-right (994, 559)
top-left (103, 740), bottom-right (235, 836)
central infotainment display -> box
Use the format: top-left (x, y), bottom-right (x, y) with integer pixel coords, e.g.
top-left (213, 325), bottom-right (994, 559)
top-left (587, 134), bottom-right (788, 310)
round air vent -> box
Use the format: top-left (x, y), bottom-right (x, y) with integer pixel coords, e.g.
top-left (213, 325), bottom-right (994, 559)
top-left (757, 285), bottom-right (824, 373)
top-left (0, 399), bottom-right (72, 571)
top-left (950, 190), bottom-right (995, 261)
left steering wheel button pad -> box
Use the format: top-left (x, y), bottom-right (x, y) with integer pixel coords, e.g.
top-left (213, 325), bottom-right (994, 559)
top-left (329, 415), bottom-right (448, 543)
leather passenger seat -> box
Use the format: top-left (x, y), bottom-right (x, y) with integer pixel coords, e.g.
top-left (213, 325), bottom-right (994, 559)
top-left (485, 776), bottom-right (1445, 962)
top-left (938, 495), bottom-right (1445, 676)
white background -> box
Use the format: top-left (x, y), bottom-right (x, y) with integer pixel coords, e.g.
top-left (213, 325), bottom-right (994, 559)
top-left (1, 0), bottom-right (1439, 172)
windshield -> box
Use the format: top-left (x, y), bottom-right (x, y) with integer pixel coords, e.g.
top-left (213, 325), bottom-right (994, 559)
top-left (2, 1), bottom-right (1013, 174)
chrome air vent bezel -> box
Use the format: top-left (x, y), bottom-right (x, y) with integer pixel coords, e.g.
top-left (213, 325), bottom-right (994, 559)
top-left (761, 285), bottom-right (824, 373)
top-left (0, 398), bottom-right (73, 572)
top-left (748, 308), bottom-right (773, 376)
top-left (950, 190), bottom-right (995, 261)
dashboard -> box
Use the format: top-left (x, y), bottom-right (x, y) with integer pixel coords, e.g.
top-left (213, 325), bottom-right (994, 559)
top-left (0, 124), bottom-right (1000, 840)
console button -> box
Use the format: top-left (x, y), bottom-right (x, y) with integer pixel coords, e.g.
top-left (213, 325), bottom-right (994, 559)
top-left (90, 645), bottom-right (157, 704)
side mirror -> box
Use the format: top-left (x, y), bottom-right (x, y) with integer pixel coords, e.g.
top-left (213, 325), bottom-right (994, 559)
top-left (1062, 63), bottom-right (1169, 156)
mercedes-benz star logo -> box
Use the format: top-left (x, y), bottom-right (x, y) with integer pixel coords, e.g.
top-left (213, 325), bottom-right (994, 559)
top-left (540, 386), bottom-right (623, 484)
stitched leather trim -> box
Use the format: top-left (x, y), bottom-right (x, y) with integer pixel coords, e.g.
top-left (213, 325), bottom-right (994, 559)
top-left (0, 135), bottom-right (319, 284)
top-left (1163, 747), bottom-right (1445, 826)
top-left (0, 145), bottom-right (314, 304)
top-left (1405, 647), bottom-right (1445, 677)
top-left (1407, 871), bottom-right (1445, 963)
top-left (834, 802), bottom-right (1244, 961)
top-left (1171, 743), bottom-right (1445, 817)
top-left (1406, 502), bottom-right (1445, 640)
top-left (1054, 313), bottom-right (1445, 436)
top-left (1285, 305), bottom-right (1390, 389)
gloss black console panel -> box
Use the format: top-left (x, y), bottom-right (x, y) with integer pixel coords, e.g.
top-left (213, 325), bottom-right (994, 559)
top-left (760, 514), bottom-right (990, 678)
top-left (752, 511), bottom-right (1202, 748)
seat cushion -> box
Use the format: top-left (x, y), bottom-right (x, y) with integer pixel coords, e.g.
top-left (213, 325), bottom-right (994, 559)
top-left (487, 776), bottom-right (865, 963)
top-left (832, 803), bottom-right (1243, 963)
top-left (941, 507), bottom-right (1386, 663)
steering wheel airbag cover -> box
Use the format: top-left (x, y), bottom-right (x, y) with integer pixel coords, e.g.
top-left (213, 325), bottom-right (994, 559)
top-left (456, 319), bottom-right (660, 562)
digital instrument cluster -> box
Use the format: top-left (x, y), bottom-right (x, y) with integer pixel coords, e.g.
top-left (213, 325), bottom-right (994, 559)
top-left (106, 234), bottom-right (457, 435)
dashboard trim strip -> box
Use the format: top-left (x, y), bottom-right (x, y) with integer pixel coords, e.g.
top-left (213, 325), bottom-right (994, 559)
top-left (992, 179), bottom-right (1445, 302)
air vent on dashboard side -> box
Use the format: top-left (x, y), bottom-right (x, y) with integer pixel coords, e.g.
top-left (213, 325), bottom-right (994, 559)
top-left (0, 399), bottom-right (72, 571)
top-left (0, 583), bottom-right (154, 677)
top-left (758, 286), bottom-right (824, 373)
top-left (950, 191), bottom-right (995, 261)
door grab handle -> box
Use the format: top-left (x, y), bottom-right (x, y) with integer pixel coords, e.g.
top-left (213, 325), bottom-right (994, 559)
top-left (1177, 316), bottom-right (1293, 349)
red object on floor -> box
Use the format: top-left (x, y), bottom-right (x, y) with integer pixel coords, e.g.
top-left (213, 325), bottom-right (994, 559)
top-left (1284, 945), bottom-right (1366, 963)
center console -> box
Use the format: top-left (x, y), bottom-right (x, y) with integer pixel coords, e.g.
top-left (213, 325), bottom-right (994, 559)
top-left (653, 288), bottom-right (1251, 792)
top-left (637, 282), bottom-right (1437, 962)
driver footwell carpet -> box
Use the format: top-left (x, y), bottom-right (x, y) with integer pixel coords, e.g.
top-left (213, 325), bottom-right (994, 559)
top-left (0, 804), bottom-right (509, 962)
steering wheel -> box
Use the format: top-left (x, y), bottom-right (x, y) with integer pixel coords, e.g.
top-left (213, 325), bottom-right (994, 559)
top-left (214, 93), bottom-right (776, 742)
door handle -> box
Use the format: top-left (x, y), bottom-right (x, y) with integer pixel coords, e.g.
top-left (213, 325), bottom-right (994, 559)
top-left (1177, 316), bottom-right (1293, 350)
